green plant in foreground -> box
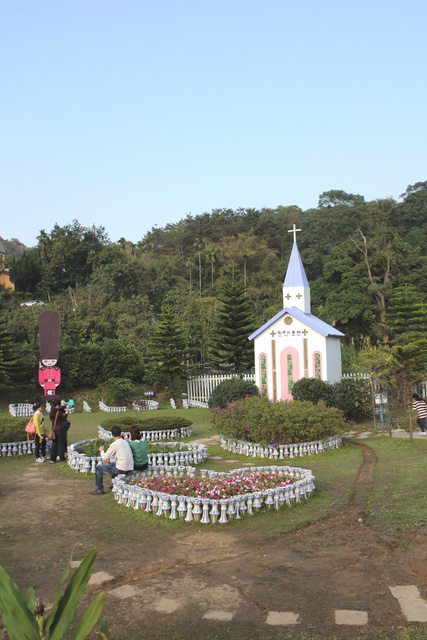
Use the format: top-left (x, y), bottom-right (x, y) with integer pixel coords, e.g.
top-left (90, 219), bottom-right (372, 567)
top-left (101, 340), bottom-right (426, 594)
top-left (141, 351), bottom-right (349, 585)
top-left (0, 547), bottom-right (109, 640)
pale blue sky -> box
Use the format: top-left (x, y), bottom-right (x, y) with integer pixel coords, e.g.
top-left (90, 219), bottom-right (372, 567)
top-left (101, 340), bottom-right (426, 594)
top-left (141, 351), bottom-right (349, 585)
top-left (1, 1), bottom-right (426, 247)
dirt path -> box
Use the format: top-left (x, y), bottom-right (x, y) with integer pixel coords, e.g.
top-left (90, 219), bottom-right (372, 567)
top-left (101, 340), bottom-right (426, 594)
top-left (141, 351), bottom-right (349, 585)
top-left (0, 443), bottom-right (426, 639)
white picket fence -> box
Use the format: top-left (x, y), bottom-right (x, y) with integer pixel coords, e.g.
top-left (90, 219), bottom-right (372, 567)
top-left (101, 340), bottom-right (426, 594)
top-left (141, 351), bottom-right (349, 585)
top-left (187, 373), bottom-right (255, 403)
top-left (186, 372), bottom-right (370, 403)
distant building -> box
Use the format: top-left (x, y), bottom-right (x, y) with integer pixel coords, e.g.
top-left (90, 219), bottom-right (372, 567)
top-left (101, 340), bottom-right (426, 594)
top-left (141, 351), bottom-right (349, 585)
top-left (0, 240), bottom-right (15, 291)
top-left (249, 225), bottom-right (344, 400)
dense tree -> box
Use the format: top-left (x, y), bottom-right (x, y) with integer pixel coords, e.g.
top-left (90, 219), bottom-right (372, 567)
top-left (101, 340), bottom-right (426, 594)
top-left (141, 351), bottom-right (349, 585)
top-left (385, 285), bottom-right (426, 345)
top-left (209, 267), bottom-right (256, 377)
top-left (0, 313), bottom-right (30, 389)
top-left (147, 306), bottom-right (188, 397)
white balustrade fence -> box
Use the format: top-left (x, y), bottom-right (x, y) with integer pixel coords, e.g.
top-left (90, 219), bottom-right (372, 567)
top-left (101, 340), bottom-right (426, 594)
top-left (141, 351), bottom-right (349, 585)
top-left (9, 403), bottom-right (34, 417)
top-left (67, 438), bottom-right (204, 473)
top-left (112, 465), bottom-right (315, 525)
top-left (220, 435), bottom-right (341, 460)
top-left (97, 424), bottom-right (193, 442)
top-left (99, 401), bottom-right (127, 413)
top-left (132, 400), bottom-right (159, 411)
top-left (0, 440), bottom-right (52, 457)
top-left (83, 401), bottom-right (92, 412)
top-left (183, 399), bottom-right (209, 409)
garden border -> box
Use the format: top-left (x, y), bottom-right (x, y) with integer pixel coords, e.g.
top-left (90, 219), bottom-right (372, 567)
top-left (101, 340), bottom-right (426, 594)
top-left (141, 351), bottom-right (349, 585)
top-left (98, 424), bottom-right (192, 441)
top-left (219, 435), bottom-right (342, 459)
top-left (0, 440), bottom-right (52, 457)
top-left (67, 437), bottom-right (207, 474)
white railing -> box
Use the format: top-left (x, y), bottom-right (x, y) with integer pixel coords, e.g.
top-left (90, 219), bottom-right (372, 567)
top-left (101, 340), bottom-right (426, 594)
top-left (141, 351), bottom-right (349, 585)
top-left (98, 425), bottom-right (192, 441)
top-left (83, 401), bottom-right (92, 412)
top-left (220, 435), bottom-right (341, 460)
top-left (99, 401), bottom-right (127, 413)
top-left (67, 437), bottom-right (206, 473)
top-left (0, 441), bottom-right (52, 457)
top-left (132, 400), bottom-right (159, 411)
top-left (183, 399), bottom-right (209, 409)
top-left (9, 403), bottom-right (34, 418)
top-left (341, 373), bottom-right (370, 380)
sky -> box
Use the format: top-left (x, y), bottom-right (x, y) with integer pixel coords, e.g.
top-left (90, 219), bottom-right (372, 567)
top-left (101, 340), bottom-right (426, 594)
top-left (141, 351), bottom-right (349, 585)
top-left (1, 0), bottom-right (426, 248)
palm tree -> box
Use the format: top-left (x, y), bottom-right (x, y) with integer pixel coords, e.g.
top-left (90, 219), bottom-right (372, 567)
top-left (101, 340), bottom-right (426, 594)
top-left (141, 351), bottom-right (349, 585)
top-left (206, 247), bottom-right (216, 286)
top-left (186, 256), bottom-right (195, 290)
top-left (193, 238), bottom-right (204, 297)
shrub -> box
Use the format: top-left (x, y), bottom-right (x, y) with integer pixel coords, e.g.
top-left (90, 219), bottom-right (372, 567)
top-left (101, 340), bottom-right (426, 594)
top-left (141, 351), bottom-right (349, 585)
top-left (210, 396), bottom-right (346, 445)
top-left (75, 439), bottom-right (183, 456)
top-left (292, 377), bottom-right (334, 405)
top-left (0, 417), bottom-right (28, 443)
top-left (208, 378), bottom-right (259, 409)
top-left (291, 377), bottom-right (371, 420)
top-left (332, 379), bottom-right (371, 420)
top-left (101, 416), bottom-right (192, 431)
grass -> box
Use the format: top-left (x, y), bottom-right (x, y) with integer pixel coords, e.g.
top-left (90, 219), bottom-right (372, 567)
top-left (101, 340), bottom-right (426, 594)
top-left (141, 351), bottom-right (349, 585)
top-left (366, 436), bottom-right (427, 534)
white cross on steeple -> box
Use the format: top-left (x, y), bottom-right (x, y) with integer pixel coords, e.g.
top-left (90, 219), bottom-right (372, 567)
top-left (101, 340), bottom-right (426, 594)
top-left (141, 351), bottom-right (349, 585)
top-left (288, 224), bottom-right (301, 243)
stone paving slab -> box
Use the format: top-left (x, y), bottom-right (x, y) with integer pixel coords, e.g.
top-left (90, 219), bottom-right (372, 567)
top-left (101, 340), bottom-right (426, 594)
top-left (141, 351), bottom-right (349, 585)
top-left (88, 571), bottom-right (114, 586)
top-left (154, 598), bottom-right (181, 613)
top-left (265, 611), bottom-right (300, 625)
top-left (108, 584), bottom-right (140, 600)
top-left (203, 610), bottom-right (234, 621)
top-left (390, 585), bottom-right (421, 598)
top-left (390, 585), bottom-right (427, 622)
top-left (335, 610), bottom-right (368, 626)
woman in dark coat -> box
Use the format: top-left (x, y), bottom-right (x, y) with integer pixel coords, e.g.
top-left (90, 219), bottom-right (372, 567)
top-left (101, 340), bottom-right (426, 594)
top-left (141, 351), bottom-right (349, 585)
top-left (49, 399), bottom-right (68, 463)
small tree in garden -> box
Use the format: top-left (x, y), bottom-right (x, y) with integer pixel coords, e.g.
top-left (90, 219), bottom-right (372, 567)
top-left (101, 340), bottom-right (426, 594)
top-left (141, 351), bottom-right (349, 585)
top-left (209, 266), bottom-right (256, 377)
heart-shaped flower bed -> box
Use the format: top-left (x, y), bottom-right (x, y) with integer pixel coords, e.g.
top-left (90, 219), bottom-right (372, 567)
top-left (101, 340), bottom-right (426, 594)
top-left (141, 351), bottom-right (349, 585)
top-left (112, 465), bottom-right (315, 524)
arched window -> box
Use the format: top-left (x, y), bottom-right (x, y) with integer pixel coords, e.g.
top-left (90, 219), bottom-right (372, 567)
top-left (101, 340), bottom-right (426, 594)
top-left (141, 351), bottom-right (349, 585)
top-left (280, 347), bottom-right (300, 401)
top-left (259, 353), bottom-right (268, 397)
top-left (313, 351), bottom-right (322, 380)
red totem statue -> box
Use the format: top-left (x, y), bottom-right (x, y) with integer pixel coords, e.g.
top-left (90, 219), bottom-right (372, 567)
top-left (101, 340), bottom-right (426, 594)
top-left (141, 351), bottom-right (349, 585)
top-left (38, 310), bottom-right (61, 398)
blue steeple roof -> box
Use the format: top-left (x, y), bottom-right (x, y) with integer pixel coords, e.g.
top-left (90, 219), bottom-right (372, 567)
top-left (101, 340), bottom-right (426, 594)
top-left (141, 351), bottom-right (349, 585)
top-left (283, 242), bottom-right (309, 288)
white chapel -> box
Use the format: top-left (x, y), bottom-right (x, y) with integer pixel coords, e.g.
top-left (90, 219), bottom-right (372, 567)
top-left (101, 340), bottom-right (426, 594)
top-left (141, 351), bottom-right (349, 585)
top-left (249, 225), bottom-right (344, 401)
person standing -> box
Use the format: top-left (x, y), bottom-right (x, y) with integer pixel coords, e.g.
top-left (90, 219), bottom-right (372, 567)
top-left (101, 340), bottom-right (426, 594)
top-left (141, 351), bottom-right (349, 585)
top-left (49, 399), bottom-right (68, 462)
top-left (412, 393), bottom-right (427, 435)
top-left (33, 403), bottom-right (47, 462)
